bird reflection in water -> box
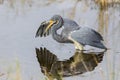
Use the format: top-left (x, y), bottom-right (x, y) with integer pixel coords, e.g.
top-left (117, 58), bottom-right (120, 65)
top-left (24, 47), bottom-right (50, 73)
top-left (36, 47), bottom-right (104, 80)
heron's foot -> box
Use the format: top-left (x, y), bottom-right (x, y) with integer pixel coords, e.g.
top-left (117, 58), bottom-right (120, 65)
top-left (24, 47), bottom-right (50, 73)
top-left (75, 45), bottom-right (83, 51)
top-left (76, 49), bottom-right (86, 53)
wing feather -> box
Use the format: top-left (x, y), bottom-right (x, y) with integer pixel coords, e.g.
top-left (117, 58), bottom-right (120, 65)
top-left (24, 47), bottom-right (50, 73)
top-left (70, 27), bottom-right (105, 49)
top-left (35, 21), bottom-right (51, 37)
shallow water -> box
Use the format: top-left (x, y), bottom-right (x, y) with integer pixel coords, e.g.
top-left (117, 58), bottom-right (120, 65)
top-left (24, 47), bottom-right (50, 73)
top-left (0, 0), bottom-right (120, 80)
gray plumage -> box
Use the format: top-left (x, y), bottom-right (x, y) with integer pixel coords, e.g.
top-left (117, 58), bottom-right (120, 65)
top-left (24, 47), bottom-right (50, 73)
top-left (70, 27), bottom-right (106, 49)
top-left (36, 15), bottom-right (107, 50)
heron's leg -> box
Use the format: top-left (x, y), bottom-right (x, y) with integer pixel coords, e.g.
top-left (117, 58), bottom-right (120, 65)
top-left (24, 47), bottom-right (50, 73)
top-left (74, 42), bottom-right (84, 51)
top-left (68, 37), bottom-right (89, 72)
top-left (76, 52), bottom-right (89, 72)
top-left (68, 36), bottom-right (84, 51)
top-left (70, 52), bottom-right (89, 74)
top-left (70, 52), bottom-right (80, 72)
top-left (81, 59), bottom-right (89, 72)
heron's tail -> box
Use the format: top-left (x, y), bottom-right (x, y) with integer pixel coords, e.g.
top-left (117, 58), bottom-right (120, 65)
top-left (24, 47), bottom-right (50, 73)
top-left (90, 41), bottom-right (107, 52)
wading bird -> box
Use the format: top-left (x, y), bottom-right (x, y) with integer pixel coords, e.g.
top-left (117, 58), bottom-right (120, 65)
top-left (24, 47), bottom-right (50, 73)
top-left (36, 15), bottom-right (107, 52)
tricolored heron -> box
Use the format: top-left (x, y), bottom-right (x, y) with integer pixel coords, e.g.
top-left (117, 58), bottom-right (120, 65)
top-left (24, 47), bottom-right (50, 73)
top-left (36, 15), bottom-right (107, 52)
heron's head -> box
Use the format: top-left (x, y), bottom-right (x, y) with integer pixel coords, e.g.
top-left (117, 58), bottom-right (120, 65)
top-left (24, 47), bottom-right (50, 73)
top-left (44, 15), bottom-right (63, 33)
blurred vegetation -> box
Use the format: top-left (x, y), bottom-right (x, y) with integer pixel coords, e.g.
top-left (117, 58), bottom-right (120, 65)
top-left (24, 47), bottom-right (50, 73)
top-left (0, 0), bottom-right (120, 8)
top-left (95, 0), bottom-right (120, 10)
top-left (0, 60), bottom-right (21, 80)
top-left (0, 0), bottom-right (120, 80)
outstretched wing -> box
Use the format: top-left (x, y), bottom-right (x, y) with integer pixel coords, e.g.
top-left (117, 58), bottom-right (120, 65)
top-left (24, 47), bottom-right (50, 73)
top-left (36, 47), bottom-right (104, 78)
top-left (70, 27), bottom-right (106, 49)
top-left (36, 47), bottom-right (58, 73)
top-left (63, 51), bottom-right (104, 77)
top-left (52, 51), bottom-right (104, 77)
top-left (35, 21), bottom-right (51, 37)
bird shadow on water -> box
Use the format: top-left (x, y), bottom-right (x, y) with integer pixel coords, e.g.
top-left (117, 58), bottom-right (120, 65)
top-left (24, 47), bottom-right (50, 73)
top-left (35, 47), bottom-right (105, 80)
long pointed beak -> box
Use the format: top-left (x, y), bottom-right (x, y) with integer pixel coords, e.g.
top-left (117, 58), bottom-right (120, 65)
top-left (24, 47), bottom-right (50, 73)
top-left (44, 20), bottom-right (56, 33)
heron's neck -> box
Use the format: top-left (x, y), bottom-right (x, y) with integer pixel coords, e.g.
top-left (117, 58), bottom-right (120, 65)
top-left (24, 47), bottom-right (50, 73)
top-left (51, 19), bottom-right (65, 43)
